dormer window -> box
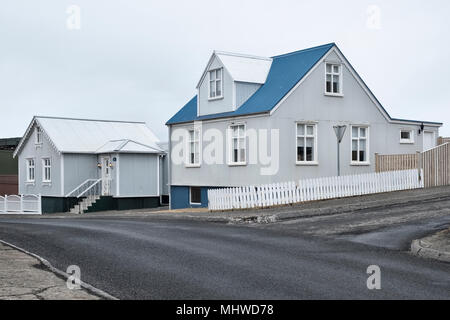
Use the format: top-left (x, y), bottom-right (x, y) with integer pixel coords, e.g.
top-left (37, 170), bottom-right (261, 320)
top-left (209, 68), bottom-right (223, 99)
top-left (325, 63), bottom-right (342, 95)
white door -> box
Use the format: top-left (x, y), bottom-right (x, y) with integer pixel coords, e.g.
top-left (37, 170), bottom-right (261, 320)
top-left (423, 131), bottom-right (435, 151)
top-left (101, 156), bottom-right (111, 195)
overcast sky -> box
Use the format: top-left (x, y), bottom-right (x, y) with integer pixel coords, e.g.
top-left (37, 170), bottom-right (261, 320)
top-left (1, 0), bottom-right (449, 141)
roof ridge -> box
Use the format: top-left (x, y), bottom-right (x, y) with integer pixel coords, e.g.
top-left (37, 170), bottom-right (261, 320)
top-left (271, 42), bottom-right (335, 59)
top-left (214, 50), bottom-right (272, 61)
top-left (34, 115), bottom-right (146, 124)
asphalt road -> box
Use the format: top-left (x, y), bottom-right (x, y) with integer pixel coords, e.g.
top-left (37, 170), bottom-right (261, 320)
top-left (0, 212), bottom-right (449, 299)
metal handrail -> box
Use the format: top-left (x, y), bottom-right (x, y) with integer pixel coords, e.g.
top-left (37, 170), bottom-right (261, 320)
top-left (65, 179), bottom-right (100, 197)
top-left (78, 179), bottom-right (102, 198)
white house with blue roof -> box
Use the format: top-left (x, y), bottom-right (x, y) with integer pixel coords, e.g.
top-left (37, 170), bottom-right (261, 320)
top-left (166, 43), bottom-right (442, 209)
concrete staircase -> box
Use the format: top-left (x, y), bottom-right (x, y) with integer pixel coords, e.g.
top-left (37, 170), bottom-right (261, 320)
top-left (69, 195), bottom-right (100, 214)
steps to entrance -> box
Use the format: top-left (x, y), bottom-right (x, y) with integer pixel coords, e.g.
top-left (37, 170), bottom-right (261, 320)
top-left (69, 195), bottom-right (100, 214)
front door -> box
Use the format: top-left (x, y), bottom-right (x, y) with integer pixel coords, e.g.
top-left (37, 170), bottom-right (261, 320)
top-left (101, 156), bottom-right (111, 196)
top-left (423, 131), bottom-right (435, 151)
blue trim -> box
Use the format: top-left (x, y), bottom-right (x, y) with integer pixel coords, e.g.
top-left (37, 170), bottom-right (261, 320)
top-left (170, 186), bottom-right (217, 209)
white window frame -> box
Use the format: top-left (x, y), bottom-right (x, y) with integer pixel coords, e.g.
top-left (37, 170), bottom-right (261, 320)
top-left (295, 122), bottom-right (318, 165)
top-left (42, 158), bottom-right (51, 183)
top-left (350, 125), bottom-right (370, 165)
top-left (186, 128), bottom-right (201, 167)
top-left (189, 186), bottom-right (202, 205)
top-left (26, 158), bottom-right (35, 183)
top-left (35, 126), bottom-right (42, 146)
top-left (325, 63), bottom-right (343, 96)
top-left (228, 123), bottom-right (246, 166)
top-left (208, 68), bottom-right (223, 100)
top-left (399, 129), bottom-right (414, 144)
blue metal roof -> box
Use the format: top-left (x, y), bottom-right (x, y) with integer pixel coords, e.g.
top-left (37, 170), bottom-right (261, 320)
top-left (166, 43), bottom-right (442, 126)
top-left (166, 43), bottom-right (335, 125)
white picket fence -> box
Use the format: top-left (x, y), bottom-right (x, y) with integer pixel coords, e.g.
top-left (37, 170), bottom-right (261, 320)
top-left (0, 194), bottom-right (42, 214)
top-left (208, 169), bottom-right (423, 211)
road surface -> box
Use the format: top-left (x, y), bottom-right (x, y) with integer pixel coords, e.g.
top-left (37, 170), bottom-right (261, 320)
top-left (0, 207), bottom-right (449, 299)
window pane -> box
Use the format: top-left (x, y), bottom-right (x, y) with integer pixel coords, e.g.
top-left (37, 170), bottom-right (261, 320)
top-left (352, 127), bottom-right (358, 138)
top-left (216, 69), bottom-right (221, 79)
top-left (297, 137), bottom-right (304, 161)
top-left (239, 148), bottom-right (245, 162)
top-left (326, 64), bottom-right (331, 73)
top-left (352, 140), bottom-right (358, 161)
top-left (233, 149), bottom-right (238, 163)
top-left (306, 125), bottom-right (314, 135)
top-left (210, 81), bottom-right (215, 97)
top-left (326, 75), bottom-right (332, 93)
top-left (232, 126), bottom-right (238, 137)
top-left (359, 139), bottom-right (366, 152)
top-left (360, 128), bottom-right (366, 138)
top-left (401, 131), bottom-right (410, 139)
top-left (297, 124), bottom-right (304, 136)
top-left (333, 65), bottom-right (339, 73)
top-left (239, 137), bottom-right (245, 151)
top-left (359, 150), bottom-right (365, 162)
top-left (306, 137), bottom-right (314, 161)
top-left (297, 147), bottom-right (304, 161)
top-left (190, 187), bottom-right (201, 204)
top-left (333, 75), bottom-right (339, 93)
top-left (352, 139), bottom-right (358, 151)
top-left (194, 151), bottom-right (199, 164)
top-left (233, 138), bottom-right (238, 150)
top-left (190, 142), bottom-right (195, 163)
top-left (209, 70), bottom-right (215, 80)
top-left (216, 80), bottom-right (221, 96)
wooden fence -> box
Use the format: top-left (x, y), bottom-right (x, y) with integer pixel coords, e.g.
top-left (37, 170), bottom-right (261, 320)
top-left (421, 143), bottom-right (450, 188)
top-left (375, 153), bottom-right (419, 173)
top-left (437, 137), bottom-right (450, 145)
top-left (208, 169), bottom-right (422, 211)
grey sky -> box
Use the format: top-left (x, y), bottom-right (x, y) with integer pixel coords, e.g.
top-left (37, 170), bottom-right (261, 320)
top-left (1, 0), bottom-right (449, 141)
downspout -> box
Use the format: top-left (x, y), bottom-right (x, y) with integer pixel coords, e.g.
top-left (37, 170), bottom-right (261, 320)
top-left (168, 125), bottom-right (172, 210)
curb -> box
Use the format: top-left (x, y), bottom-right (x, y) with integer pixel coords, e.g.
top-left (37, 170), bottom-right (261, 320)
top-left (410, 239), bottom-right (450, 263)
top-left (0, 239), bottom-right (118, 300)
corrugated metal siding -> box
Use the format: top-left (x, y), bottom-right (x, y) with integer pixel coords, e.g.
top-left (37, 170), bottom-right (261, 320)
top-left (235, 82), bottom-right (261, 109)
top-left (63, 154), bottom-right (98, 196)
top-left (118, 154), bottom-right (158, 196)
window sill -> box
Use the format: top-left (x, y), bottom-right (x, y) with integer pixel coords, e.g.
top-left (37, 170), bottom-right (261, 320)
top-left (42, 182), bottom-right (52, 186)
top-left (35, 143), bottom-right (42, 148)
top-left (190, 202), bottom-right (202, 206)
top-left (324, 92), bottom-right (344, 97)
top-left (350, 162), bottom-right (371, 166)
top-left (400, 141), bottom-right (414, 144)
top-left (25, 181), bottom-right (35, 186)
top-left (296, 161), bottom-right (319, 166)
top-left (208, 96), bottom-right (224, 101)
top-left (185, 164), bottom-right (201, 168)
top-left (228, 162), bottom-right (247, 167)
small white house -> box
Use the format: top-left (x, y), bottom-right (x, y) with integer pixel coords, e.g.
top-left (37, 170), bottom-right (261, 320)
top-left (13, 116), bottom-right (168, 213)
top-left (166, 43), bottom-right (442, 209)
